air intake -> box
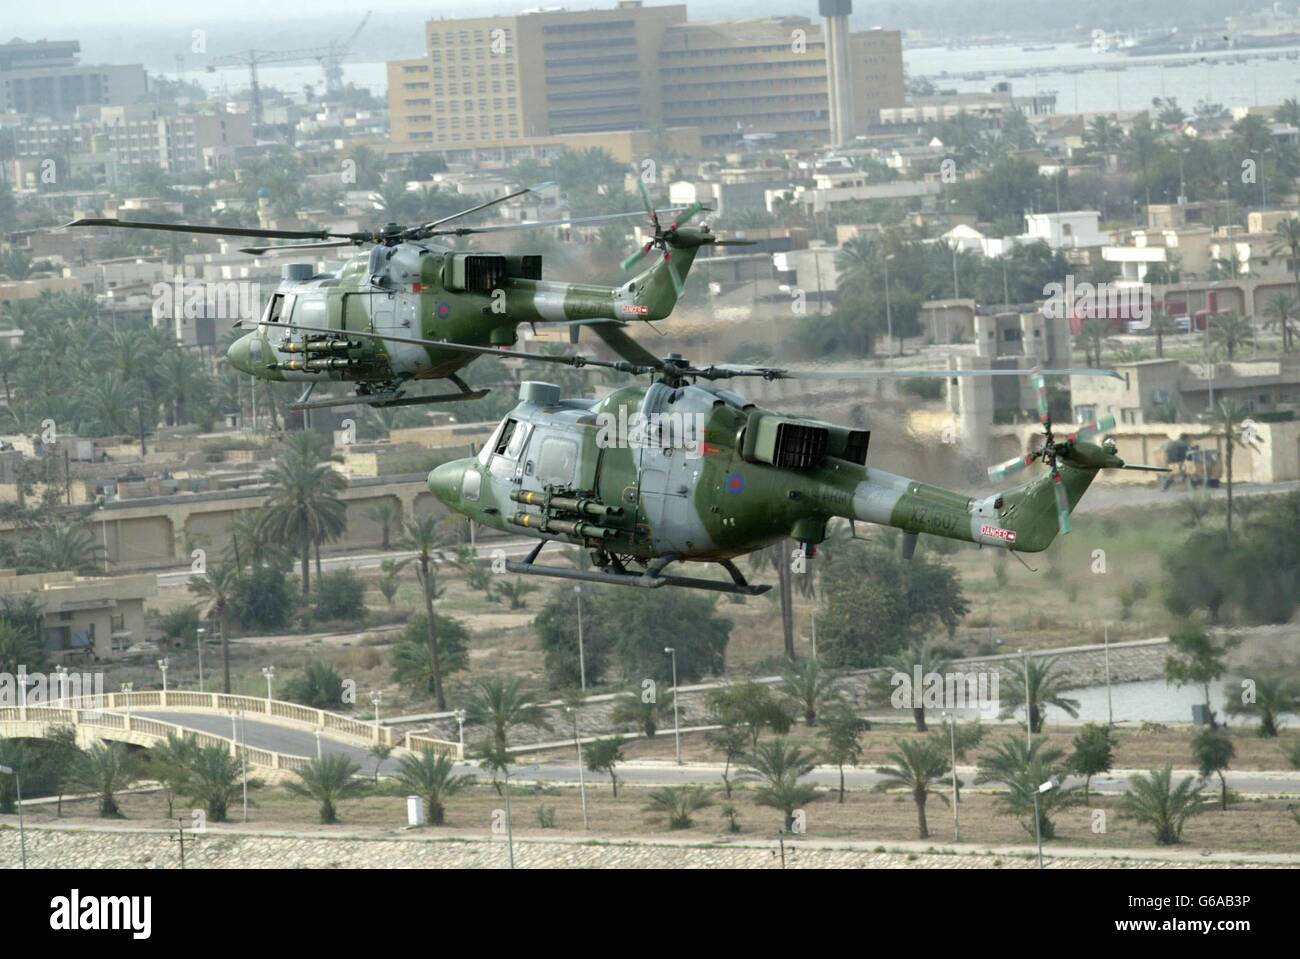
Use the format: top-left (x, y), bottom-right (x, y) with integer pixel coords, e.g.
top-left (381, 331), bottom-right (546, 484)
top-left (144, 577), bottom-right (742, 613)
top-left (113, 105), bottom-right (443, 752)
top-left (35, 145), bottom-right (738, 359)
top-left (519, 381), bottom-right (561, 407)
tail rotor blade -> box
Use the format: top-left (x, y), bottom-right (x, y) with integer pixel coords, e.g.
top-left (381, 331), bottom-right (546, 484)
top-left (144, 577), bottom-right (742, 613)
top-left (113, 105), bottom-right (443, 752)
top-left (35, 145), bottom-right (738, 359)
top-left (621, 242), bottom-right (653, 273)
top-left (988, 453), bottom-right (1036, 482)
top-left (1053, 472), bottom-right (1072, 535)
top-left (1069, 414), bottom-right (1116, 442)
top-left (666, 253), bottom-right (685, 297)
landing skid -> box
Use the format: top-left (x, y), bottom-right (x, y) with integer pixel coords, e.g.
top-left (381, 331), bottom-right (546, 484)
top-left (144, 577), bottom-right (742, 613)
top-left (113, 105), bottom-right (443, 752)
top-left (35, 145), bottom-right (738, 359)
top-left (505, 547), bottom-right (770, 596)
top-left (289, 376), bottom-right (490, 411)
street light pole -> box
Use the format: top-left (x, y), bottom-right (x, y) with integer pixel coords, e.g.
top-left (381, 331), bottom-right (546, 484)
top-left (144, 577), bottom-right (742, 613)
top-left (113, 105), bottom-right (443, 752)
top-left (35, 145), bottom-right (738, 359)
top-left (1103, 623), bottom-right (1114, 727)
top-left (574, 585), bottom-right (586, 691)
top-left (0, 764), bottom-right (25, 868)
top-left (370, 690), bottom-right (382, 726)
top-left (196, 627), bottom-right (205, 693)
top-left (664, 647), bottom-right (681, 765)
top-left (157, 658), bottom-right (169, 694)
top-left (883, 252), bottom-right (895, 354)
top-left (944, 711), bottom-right (960, 841)
top-left (503, 764), bottom-right (515, 869)
top-left (1021, 649), bottom-right (1032, 749)
top-left (455, 709), bottom-right (466, 750)
top-left (262, 666), bottom-right (275, 702)
top-left (568, 706), bottom-right (589, 830)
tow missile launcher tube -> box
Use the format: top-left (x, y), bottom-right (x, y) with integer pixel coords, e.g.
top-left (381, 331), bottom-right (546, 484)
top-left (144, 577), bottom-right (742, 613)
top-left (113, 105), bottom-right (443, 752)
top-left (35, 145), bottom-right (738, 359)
top-left (509, 511), bottom-right (617, 539)
top-left (509, 489), bottom-right (624, 518)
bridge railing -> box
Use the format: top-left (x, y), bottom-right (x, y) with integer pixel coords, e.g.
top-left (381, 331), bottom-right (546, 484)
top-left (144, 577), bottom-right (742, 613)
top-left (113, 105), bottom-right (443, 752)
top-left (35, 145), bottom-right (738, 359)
top-left (44, 691), bottom-right (464, 760)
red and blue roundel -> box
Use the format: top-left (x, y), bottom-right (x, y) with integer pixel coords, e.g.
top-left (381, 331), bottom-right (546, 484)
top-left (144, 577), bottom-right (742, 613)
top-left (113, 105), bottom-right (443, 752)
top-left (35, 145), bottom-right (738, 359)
top-left (436, 302), bottom-right (452, 319)
top-left (726, 472), bottom-right (745, 495)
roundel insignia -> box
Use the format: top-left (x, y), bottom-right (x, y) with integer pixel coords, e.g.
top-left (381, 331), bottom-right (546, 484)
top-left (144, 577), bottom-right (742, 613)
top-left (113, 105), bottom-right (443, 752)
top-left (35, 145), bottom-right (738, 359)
top-left (436, 302), bottom-right (452, 319)
top-left (726, 472), bottom-right (745, 495)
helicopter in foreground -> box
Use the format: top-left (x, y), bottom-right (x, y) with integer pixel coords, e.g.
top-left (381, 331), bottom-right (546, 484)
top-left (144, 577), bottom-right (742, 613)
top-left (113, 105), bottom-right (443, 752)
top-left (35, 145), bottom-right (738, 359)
top-left (288, 318), bottom-right (1165, 593)
top-left (68, 181), bottom-right (750, 411)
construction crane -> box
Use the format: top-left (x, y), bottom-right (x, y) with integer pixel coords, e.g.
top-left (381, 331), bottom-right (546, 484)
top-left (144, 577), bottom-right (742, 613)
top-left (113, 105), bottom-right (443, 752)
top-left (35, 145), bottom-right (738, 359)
top-left (204, 11), bottom-right (372, 126)
top-left (320, 10), bottom-right (371, 97)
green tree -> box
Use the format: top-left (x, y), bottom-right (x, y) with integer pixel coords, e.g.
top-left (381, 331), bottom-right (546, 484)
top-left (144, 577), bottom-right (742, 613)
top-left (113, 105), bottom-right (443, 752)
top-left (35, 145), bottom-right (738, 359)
top-left (1068, 723), bottom-right (1115, 800)
top-left (1210, 399), bottom-right (1258, 543)
top-left (706, 681), bottom-right (794, 753)
top-left (873, 642), bottom-right (953, 731)
top-left (1224, 675), bottom-right (1297, 737)
top-left (259, 440), bottom-right (347, 597)
top-left (610, 687), bottom-right (675, 738)
top-left (999, 655), bottom-right (1080, 734)
top-left (704, 720), bottom-right (750, 799)
top-left (1119, 765), bottom-right (1206, 844)
top-left (70, 742), bottom-right (138, 818)
top-left (643, 785), bottom-right (714, 830)
top-left (16, 520), bottom-right (105, 574)
top-left (1208, 313), bottom-right (1252, 361)
top-left (463, 675), bottom-right (549, 755)
top-left (188, 559), bottom-right (240, 694)
top-left (585, 737), bottom-right (626, 796)
top-left (778, 657), bottom-right (841, 726)
top-left (282, 661), bottom-right (347, 710)
top-left (395, 514), bottom-right (457, 710)
top-left (874, 737), bottom-right (951, 839)
top-left (743, 737), bottom-right (822, 831)
top-left (1191, 728), bottom-right (1236, 810)
top-left (148, 732), bottom-right (198, 819)
top-left (1164, 622), bottom-right (1239, 727)
top-left (390, 612), bottom-right (470, 697)
top-left (817, 703), bottom-right (866, 803)
top-left (976, 736), bottom-right (1076, 839)
top-left (312, 568), bottom-right (368, 622)
top-left (180, 742), bottom-right (245, 823)
top-left (286, 753), bottom-right (367, 824)
top-left (392, 750), bottom-right (473, 824)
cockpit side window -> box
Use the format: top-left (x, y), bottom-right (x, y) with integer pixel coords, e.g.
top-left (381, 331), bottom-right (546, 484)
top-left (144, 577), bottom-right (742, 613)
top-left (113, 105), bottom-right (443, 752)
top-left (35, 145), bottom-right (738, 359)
top-left (494, 419), bottom-right (517, 456)
top-left (264, 293), bottom-right (286, 324)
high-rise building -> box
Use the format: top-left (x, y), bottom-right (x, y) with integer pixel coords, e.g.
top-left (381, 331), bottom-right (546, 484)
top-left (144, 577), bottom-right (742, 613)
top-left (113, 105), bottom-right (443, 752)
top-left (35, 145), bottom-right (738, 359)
top-left (388, 3), bottom-right (904, 154)
top-left (0, 37), bottom-right (147, 116)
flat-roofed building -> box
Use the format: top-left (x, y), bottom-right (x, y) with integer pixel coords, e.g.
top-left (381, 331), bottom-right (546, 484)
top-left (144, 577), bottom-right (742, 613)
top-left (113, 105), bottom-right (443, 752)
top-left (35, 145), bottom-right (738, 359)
top-left (0, 38), bottom-right (147, 115)
top-left (0, 569), bottom-right (157, 662)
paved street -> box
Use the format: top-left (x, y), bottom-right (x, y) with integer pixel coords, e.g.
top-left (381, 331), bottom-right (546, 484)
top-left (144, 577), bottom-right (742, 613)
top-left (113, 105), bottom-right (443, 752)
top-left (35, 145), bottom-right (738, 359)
top-left (135, 711), bottom-right (1300, 796)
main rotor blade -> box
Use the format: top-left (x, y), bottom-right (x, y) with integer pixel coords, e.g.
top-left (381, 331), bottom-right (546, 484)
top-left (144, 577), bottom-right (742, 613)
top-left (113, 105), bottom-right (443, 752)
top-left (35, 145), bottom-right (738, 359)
top-left (238, 321), bottom-right (655, 375)
top-left (583, 321), bottom-right (665, 369)
top-left (637, 179), bottom-right (656, 220)
top-left (1030, 365), bottom-right (1050, 426)
top-left (703, 365), bottom-right (1125, 382)
top-left (665, 253), bottom-right (685, 296)
top-left (410, 181), bottom-right (554, 234)
top-left (621, 243), bottom-right (654, 273)
top-left (1066, 414), bottom-right (1116, 442)
top-left (240, 239), bottom-right (363, 255)
top-left (428, 207), bottom-right (687, 238)
top-left (66, 217), bottom-right (360, 242)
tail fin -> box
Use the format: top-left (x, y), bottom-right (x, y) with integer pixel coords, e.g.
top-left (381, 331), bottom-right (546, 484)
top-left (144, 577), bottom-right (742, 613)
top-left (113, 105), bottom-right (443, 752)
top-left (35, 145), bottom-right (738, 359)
top-left (627, 228), bottom-right (711, 320)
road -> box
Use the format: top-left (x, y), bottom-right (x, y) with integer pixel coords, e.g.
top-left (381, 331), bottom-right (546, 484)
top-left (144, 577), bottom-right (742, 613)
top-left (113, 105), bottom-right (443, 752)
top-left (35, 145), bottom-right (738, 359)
top-left (135, 711), bottom-right (1300, 796)
top-left (155, 537), bottom-right (543, 588)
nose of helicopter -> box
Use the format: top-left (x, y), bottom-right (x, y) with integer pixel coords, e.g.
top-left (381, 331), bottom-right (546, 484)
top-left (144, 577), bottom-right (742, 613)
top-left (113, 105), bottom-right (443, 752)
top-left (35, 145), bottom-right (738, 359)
top-left (427, 459), bottom-right (468, 505)
top-left (226, 333), bottom-right (253, 374)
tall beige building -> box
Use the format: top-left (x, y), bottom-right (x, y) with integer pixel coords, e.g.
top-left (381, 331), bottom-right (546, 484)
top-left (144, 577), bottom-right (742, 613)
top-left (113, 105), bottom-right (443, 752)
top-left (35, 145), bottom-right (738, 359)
top-left (388, 3), bottom-right (904, 155)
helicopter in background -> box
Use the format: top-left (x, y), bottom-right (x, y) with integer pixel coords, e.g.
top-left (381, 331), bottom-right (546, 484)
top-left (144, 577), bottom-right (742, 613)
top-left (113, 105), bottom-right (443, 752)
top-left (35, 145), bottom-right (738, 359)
top-left (68, 181), bottom-right (752, 411)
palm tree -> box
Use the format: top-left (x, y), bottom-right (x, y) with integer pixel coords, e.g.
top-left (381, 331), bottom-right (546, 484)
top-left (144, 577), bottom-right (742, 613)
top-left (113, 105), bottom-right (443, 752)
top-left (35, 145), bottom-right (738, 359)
top-left (874, 738), bottom-right (951, 839)
top-left (393, 751), bottom-right (473, 824)
top-left (1210, 399), bottom-right (1258, 542)
top-left (1085, 114), bottom-right (1123, 155)
top-left (610, 688), bottom-right (675, 738)
top-left (396, 514), bottom-right (457, 710)
top-left (743, 737), bottom-right (822, 830)
top-left (1119, 765), bottom-right (1206, 844)
top-left (778, 658), bottom-right (841, 726)
top-left (643, 785), bottom-right (715, 829)
top-left (1191, 728), bottom-right (1235, 810)
top-left (181, 742), bottom-right (245, 822)
top-left (976, 736), bottom-right (1076, 839)
top-left (258, 441), bottom-right (347, 597)
top-left (368, 743), bottom-right (395, 782)
top-left (1263, 292), bottom-right (1296, 353)
top-left (16, 520), bottom-right (105, 574)
top-left (463, 675), bottom-right (549, 754)
top-left (1149, 310), bottom-right (1179, 358)
top-left (70, 742), bottom-right (138, 817)
top-left (366, 500), bottom-right (399, 551)
top-left (188, 559), bottom-right (240, 694)
top-left (495, 578), bottom-right (539, 609)
top-left (999, 655), bottom-right (1080, 733)
top-left (1270, 218), bottom-right (1300, 324)
top-left (1224, 676), bottom-right (1297, 737)
top-left (875, 642), bottom-right (952, 732)
top-left (1208, 312), bottom-right (1252, 360)
top-left (286, 753), bottom-right (367, 824)
top-left (747, 538), bottom-right (815, 661)
top-left (1079, 319), bottom-right (1108, 367)
top-left (150, 732), bottom-right (199, 818)
top-left (585, 737), bottom-right (626, 796)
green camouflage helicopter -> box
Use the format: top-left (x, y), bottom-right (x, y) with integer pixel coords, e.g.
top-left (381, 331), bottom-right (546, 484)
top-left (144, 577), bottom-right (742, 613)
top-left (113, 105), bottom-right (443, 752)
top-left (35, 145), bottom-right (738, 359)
top-left (68, 182), bottom-right (748, 411)
top-left (269, 316), bottom-right (1166, 593)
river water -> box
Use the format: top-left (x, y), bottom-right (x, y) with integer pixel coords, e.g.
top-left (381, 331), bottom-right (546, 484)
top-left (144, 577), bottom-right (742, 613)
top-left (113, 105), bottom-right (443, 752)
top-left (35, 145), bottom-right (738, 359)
top-left (181, 39), bottom-right (1300, 116)
top-left (1044, 677), bottom-right (1299, 727)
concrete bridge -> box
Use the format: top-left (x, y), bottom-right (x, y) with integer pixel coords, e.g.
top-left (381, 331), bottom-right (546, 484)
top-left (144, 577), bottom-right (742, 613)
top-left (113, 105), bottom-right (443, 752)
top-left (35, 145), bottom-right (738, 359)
top-left (0, 691), bottom-right (463, 782)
